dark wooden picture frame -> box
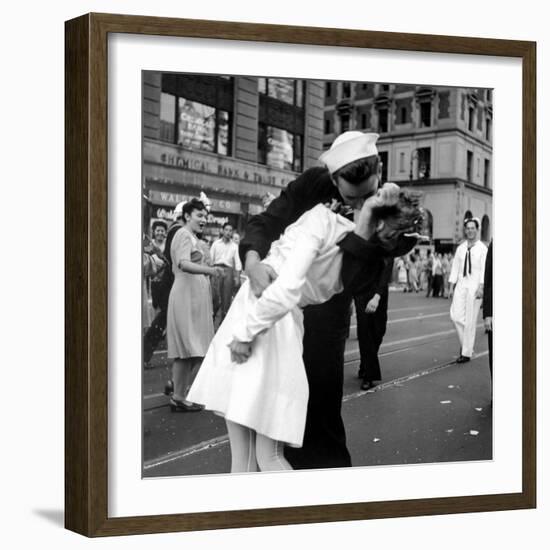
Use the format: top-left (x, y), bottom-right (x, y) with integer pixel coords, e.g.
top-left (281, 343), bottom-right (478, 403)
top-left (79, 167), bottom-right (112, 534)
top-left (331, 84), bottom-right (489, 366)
top-left (65, 12), bottom-right (536, 537)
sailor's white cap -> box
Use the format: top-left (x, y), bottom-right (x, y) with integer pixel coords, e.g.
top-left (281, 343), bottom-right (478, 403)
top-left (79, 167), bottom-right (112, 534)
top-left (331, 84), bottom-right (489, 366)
top-left (319, 131), bottom-right (379, 175)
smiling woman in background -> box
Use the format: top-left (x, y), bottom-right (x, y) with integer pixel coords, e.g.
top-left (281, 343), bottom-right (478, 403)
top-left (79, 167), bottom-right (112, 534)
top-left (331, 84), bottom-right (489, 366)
top-left (166, 198), bottom-right (224, 412)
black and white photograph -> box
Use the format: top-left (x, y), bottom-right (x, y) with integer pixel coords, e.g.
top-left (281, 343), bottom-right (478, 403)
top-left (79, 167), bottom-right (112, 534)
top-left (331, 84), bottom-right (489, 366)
top-left (141, 72), bottom-right (494, 478)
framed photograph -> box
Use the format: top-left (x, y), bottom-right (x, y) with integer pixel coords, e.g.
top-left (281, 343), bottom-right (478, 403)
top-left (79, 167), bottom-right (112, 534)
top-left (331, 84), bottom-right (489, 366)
top-left (65, 13), bottom-right (536, 537)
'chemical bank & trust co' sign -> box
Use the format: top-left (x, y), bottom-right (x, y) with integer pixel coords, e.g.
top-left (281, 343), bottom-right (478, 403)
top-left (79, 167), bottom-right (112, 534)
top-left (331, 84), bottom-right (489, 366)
top-left (144, 140), bottom-right (297, 189)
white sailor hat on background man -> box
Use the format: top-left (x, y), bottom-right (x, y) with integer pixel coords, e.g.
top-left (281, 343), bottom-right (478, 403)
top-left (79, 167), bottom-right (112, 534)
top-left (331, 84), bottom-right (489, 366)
top-left (319, 131), bottom-right (379, 175)
top-left (173, 200), bottom-right (187, 220)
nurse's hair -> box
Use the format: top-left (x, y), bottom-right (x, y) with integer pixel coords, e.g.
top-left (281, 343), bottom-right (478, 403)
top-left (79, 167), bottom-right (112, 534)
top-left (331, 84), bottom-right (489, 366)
top-left (373, 189), bottom-right (425, 255)
top-left (181, 198), bottom-right (207, 222)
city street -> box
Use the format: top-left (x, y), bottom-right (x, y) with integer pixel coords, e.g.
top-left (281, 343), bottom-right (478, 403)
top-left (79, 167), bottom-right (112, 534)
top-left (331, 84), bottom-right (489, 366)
top-left (142, 290), bottom-right (492, 478)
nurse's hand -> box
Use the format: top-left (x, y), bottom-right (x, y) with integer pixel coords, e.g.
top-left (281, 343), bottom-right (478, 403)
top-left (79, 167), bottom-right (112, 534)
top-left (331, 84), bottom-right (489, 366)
top-left (228, 339), bottom-right (253, 364)
top-left (245, 252), bottom-right (277, 297)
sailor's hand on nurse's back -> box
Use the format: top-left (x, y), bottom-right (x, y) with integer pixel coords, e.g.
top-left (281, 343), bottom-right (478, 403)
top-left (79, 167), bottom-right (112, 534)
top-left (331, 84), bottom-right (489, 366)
top-left (245, 251), bottom-right (277, 298)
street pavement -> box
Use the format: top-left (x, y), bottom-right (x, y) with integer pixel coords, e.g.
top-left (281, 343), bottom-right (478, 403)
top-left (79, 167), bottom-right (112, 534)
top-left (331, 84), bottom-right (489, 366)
top-left (142, 290), bottom-right (492, 478)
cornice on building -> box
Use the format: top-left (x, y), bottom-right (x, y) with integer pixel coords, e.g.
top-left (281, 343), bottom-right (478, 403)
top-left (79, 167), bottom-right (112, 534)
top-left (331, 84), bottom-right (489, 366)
top-left (391, 177), bottom-right (493, 197)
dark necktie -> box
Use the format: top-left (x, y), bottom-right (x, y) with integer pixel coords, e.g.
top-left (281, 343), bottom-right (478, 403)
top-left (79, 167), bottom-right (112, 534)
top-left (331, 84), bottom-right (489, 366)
top-left (463, 248), bottom-right (472, 277)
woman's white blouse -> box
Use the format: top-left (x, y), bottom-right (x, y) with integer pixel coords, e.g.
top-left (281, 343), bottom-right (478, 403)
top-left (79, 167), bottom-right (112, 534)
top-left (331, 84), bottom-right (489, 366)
top-left (232, 204), bottom-right (355, 343)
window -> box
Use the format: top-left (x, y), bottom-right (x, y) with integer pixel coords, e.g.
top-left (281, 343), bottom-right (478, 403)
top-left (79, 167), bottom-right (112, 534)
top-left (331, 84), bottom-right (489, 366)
top-left (160, 92), bottom-right (232, 155)
top-left (293, 135), bottom-right (303, 173)
top-left (399, 152), bottom-right (405, 172)
top-left (295, 81), bottom-right (304, 108)
top-left (481, 215), bottom-right (490, 242)
top-left (468, 107), bottom-right (474, 131)
top-left (399, 106), bottom-right (407, 124)
top-left (176, 98), bottom-right (232, 155)
top-left (325, 82), bottom-right (332, 97)
top-left (486, 89), bottom-right (493, 102)
top-left (258, 78), bottom-right (267, 94)
top-left (420, 102), bottom-right (431, 127)
top-left (467, 150), bottom-right (474, 181)
top-left (216, 110), bottom-right (231, 156)
top-left (378, 108), bottom-right (388, 133)
top-left (259, 78), bottom-right (304, 107)
top-left (381, 84), bottom-right (390, 92)
top-left (160, 92), bottom-right (176, 143)
top-left (486, 118), bottom-right (492, 141)
top-left (258, 124), bottom-right (302, 171)
top-left (340, 114), bottom-right (350, 132)
top-left (342, 82), bottom-right (351, 98)
top-left (417, 147), bottom-right (431, 179)
top-left (361, 113), bottom-right (368, 129)
top-left (324, 118), bottom-right (332, 134)
top-left (484, 159), bottom-right (491, 187)
top-left (379, 151), bottom-right (388, 183)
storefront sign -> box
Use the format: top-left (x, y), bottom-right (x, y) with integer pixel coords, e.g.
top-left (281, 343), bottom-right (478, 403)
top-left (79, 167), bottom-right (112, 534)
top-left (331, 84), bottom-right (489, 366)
top-left (148, 190), bottom-right (243, 214)
top-left (144, 140), bottom-right (297, 189)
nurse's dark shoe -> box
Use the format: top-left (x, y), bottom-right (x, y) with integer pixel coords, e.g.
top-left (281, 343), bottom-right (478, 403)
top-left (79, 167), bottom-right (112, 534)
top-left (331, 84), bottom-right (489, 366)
top-left (169, 398), bottom-right (204, 412)
top-left (456, 355), bottom-right (471, 363)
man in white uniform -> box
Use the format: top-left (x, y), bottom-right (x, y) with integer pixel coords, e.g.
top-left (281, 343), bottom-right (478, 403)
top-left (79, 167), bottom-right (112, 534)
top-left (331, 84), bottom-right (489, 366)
top-left (210, 223), bottom-right (243, 325)
top-left (449, 218), bottom-right (488, 363)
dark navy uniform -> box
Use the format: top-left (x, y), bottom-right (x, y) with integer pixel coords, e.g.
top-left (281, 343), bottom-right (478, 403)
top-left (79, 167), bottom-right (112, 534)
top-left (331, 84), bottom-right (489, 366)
top-left (240, 167), bottom-right (397, 469)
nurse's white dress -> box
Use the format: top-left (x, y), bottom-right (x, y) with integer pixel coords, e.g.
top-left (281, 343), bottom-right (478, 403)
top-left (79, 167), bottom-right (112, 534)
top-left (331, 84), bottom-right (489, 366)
top-left (187, 204), bottom-right (355, 448)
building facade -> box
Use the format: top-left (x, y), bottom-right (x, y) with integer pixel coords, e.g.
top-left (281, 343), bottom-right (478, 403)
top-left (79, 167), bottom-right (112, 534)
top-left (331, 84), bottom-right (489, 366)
top-left (324, 82), bottom-right (493, 251)
top-left (142, 72), bottom-right (324, 240)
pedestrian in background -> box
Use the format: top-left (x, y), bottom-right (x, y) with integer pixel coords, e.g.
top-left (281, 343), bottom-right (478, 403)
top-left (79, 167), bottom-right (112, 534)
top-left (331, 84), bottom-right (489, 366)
top-left (441, 252), bottom-right (451, 298)
top-left (143, 234), bottom-right (165, 329)
top-left (143, 203), bottom-right (185, 367)
top-left (149, 221), bottom-right (168, 312)
top-left (407, 253), bottom-right (419, 292)
top-left (210, 223), bottom-right (243, 327)
top-left (432, 253), bottom-right (444, 297)
top-left (355, 258), bottom-right (393, 390)
top-left (166, 198), bottom-right (224, 412)
top-left (449, 218), bottom-right (488, 363)
top-left (396, 256), bottom-right (408, 291)
top-left (483, 240), bottom-right (493, 382)
top-left (151, 220), bottom-right (167, 252)
top-left (424, 250), bottom-right (434, 297)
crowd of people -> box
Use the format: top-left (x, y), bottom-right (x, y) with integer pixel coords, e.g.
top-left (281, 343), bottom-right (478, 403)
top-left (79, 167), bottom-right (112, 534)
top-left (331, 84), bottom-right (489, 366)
top-left (142, 130), bottom-right (493, 474)
top-left (395, 250), bottom-right (455, 297)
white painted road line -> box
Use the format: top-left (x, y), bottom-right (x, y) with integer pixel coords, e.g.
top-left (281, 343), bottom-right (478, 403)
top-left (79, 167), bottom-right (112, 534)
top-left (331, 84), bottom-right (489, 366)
top-left (146, 324), bottom-right (483, 399)
top-left (345, 323), bottom-right (483, 357)
top-left (343, 351), bottom-right (489, 402)
top-left (387, 303), bottom-right (447, 314)
top-left (143, 435), bottom-right (229, 471)
top-left (151, 310), bottom-right (452, 356)
top-left (387, 311), bottom-right (449, 325)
